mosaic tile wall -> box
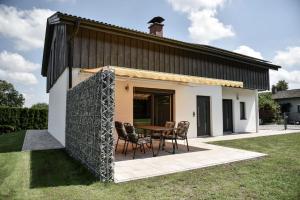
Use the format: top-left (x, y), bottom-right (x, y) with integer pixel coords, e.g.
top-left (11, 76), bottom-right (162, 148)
top-left (65, 69), bottom-right (115, 181)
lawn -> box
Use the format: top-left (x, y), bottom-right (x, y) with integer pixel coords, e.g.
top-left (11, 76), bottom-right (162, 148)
top-left (0, 131), bottom-right (299, 200)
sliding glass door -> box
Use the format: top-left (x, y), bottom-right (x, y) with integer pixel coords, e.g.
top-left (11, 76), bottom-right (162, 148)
top-left (133, 88), bottom-right (174, 126)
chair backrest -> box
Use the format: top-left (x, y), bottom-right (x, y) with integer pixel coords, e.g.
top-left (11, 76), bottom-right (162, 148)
top-left (126, 125), bottom-right (139, 143)
top-left (164, 121), bottom-right (175, 135)
top-left (114, 121), bottom-right (127, 139)
top-left (123, 123), bottom-right (133, 134)
top-left (176, 121), bottom-right (190, 138)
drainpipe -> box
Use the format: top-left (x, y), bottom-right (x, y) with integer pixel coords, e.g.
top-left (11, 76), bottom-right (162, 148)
top-left (255, 89), bottom-right (259, 133)
top-left (68, 20), bottom-right (80, 89)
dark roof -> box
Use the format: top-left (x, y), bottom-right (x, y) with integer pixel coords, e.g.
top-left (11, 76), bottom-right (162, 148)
top-left (272, 89), bottom-right (300, 100)
top-left (42, 12), bottom-right (281, 76)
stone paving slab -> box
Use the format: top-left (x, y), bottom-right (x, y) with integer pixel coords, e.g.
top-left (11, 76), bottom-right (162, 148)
top-left (114, 142), bottom-right (266, 183)
top-left (193, 129), bottom-right (300, 143)
top-left (22, 130), bottom-right (64, 151)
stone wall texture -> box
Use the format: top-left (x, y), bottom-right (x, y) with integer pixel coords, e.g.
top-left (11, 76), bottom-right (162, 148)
top-left (65, 69), bottom-right (115, 181)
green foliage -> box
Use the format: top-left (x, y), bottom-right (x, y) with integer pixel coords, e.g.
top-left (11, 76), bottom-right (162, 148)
top-left (258, 92), bottom-right (280, 124)
top-left (272, 80), bottom-right (289, 92)
top-left (0, 107), bottom-right (48, 132)
top-left (0, 80), bottom-right (24, 107)
top-left (31, 103), bottom-right (48, 110)
top-left (1, 131), bottom-right (300, 199)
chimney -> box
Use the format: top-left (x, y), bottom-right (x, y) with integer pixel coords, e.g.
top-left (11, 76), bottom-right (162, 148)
top-left (272, 85), bottom-right (277, 94)
top-left (148, 16), bottom-right (165, 37)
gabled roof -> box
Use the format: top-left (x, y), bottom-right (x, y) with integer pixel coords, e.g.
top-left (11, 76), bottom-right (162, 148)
top-left (42, 12), bottom-right (281, 76)
top-left (272, 89), bottom-right (300, 100)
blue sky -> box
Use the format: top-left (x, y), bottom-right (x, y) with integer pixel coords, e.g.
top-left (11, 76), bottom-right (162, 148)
top-left (0, 0), bottom-right (299, 106)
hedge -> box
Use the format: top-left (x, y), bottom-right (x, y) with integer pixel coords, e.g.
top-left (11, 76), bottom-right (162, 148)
top-left (0, 106), bottom-right (48, 131)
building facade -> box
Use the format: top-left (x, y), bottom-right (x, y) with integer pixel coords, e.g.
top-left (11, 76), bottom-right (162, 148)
top-left (42, 12), bottom-right (280, 146)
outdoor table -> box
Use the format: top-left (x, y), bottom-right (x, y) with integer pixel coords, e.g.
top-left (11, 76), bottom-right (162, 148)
top-left (136, 125), bottom-right (175, 156)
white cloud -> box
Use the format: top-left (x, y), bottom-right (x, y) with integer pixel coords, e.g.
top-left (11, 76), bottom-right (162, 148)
top-left (234, 45), bottom-right (263, 59)
top-left (188, 9), bottom-right (234, 44)
top-left (270, 46), bottom-right (300, 89)
top-left (0, 51), bottom-right (38, 85)
top-left (273, 47), bottom-right (300, 70)
top-left (270, 69), bottom-right (300, 89)
top-left (0, 51), bottom-right (39, 72)
top-left (167, 0), bottom-right (235, 44)
top-left (167, 0), bottom-right (226, 12)
top-left (0, 5), bottom-right (55, 50)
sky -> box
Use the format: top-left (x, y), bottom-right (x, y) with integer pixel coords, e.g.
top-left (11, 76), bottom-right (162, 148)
top-left (0, 0), bottom-right (299, 107)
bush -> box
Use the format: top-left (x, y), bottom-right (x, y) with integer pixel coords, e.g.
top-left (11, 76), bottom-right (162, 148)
top-left (0, 125), bottom-right (15, 134)
top-left (259, 92), bottom-right (280, 124)
top-left (0, 106), bottom-right (48, 131)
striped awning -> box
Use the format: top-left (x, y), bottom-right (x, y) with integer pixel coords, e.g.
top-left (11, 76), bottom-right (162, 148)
top-left (80, 66), bottom-right (243, 88)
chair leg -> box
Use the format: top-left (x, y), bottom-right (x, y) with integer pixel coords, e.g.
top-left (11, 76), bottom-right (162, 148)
top-left (150, 140), bottom-right (154, 157)
top-left (175, 138), bottom-right (178, 149)
top-left (186, 138), bottom-right (189, 151)
top-left (122, 140), bottom-right (126, 153)
top-left (115, 138), bottom-right (119, 152)
top-left (172, 139), bottom-right (175, 154)
top-left (124, 141), bottom-right (129, 156)
top-left (133, 143), bottom-right (137, 159)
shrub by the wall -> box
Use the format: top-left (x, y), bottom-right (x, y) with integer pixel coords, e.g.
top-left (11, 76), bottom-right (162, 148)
top-left (0, 107), bottom-right (48, 131)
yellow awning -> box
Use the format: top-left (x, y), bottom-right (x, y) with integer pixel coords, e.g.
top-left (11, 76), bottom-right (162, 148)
top-left (80, 66), bottom-right (243, 88)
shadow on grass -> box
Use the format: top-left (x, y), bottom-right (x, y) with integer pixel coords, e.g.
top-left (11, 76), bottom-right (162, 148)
top-left (0, 131), bottom-right (25, 153)
top-left (30, 149), bottom-right (97, 188)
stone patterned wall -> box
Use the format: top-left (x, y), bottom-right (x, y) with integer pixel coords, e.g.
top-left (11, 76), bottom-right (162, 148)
top-left (65, 69), bottom-right (115, 181)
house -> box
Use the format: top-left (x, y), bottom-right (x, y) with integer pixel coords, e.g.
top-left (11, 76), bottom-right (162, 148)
top-left (272, 89), bottom-right (300, 124)
top-left (42, 12), bottom-right (280, 146)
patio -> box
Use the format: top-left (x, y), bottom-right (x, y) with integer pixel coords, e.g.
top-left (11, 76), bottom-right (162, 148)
top-left (114, 139), bottom-right (266, 183)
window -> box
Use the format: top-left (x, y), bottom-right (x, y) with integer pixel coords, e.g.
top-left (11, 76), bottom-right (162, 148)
top-left (298, 105), bottom-right (300, 113)
top-left (240, 102), bottom-right (246, 120)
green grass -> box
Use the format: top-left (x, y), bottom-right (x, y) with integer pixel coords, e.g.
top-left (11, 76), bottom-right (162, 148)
top-left (0, 131), bottom-right (300, 200)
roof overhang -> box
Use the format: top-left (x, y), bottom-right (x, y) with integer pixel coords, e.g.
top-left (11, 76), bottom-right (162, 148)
top-left (80, 66), bottom-right (243, 88)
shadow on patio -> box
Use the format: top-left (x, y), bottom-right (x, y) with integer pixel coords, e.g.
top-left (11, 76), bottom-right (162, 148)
top-left (30, 149), bottom-right (97, 188)
top-left (115, 140), bottom-right (208, 161)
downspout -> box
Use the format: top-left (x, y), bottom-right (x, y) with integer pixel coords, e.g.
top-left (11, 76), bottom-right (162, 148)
top-left (68, 20), bottom-right (80, 89)
top-left (255, 89), bottom-right (259, 133)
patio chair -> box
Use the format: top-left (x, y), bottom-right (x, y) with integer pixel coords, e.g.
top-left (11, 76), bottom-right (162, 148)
top-left (114, 121), bottom-right (128, 153)
top-left (152, 121), bottom-right (176, 140)
top-left (163, 121), bottom-right (190, 152)
top-left (124, 125), bottom-right (154, 159)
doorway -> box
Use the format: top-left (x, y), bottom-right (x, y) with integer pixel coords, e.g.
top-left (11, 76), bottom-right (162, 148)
top-left (133, 87), bottom-right (174, 126)
top-left (196, 96), bottom-right (211, 136)
top-left (223, 99), bottom-right (233, 133)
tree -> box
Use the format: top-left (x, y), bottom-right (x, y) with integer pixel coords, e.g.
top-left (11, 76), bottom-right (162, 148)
top-left (0, 80), bottom-right (24, 107)
top-left (272, 80), bottom-right (288, 92)
top-left (31, 103), bottom-right (48, 110)
top-left (258, 92), bottom-right (280, 124)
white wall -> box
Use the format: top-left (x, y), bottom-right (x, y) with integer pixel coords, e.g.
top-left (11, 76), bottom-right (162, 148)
top-left (114, 78), bottom-right (223, 138)
top-left (222, 87), bottom-right (257, 133)
top-left (48, 68), bottom-right (69, 146)
top-left (72, 69), bottom-right (258, 137)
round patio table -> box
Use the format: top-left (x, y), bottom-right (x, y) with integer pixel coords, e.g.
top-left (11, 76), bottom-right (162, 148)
top-left (136, 125), bottom-right (175, 156)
